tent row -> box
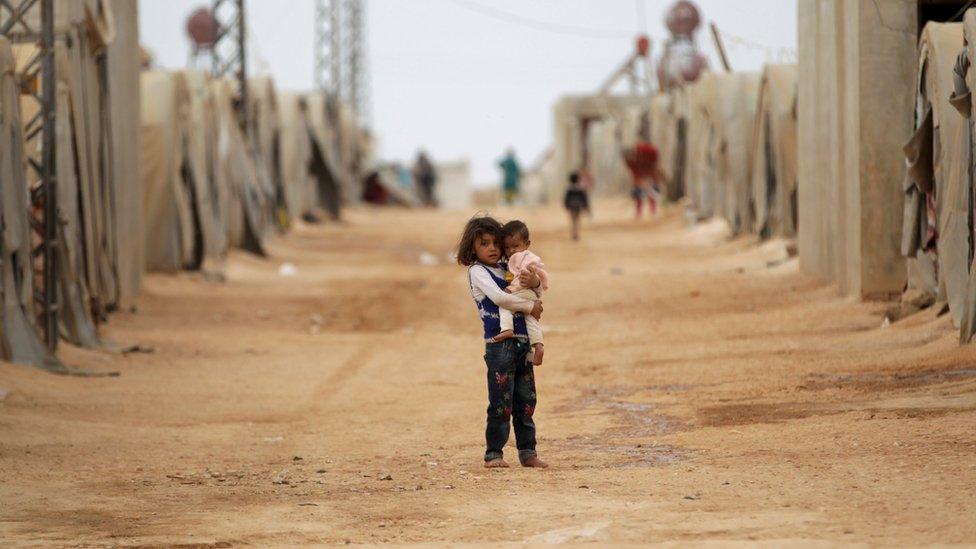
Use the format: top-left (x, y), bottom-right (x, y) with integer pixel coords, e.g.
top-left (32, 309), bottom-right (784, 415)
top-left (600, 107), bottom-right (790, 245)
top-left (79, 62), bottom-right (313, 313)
top-left (900, 16), bottom-right (976, 343)
top-left (0, 0), bottom-right (370, 371)
top-left (650, 64), bottom-right (799, 240)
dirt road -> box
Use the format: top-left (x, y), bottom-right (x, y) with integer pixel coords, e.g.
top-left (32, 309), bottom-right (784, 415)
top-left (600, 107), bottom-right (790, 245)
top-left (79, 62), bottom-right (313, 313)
top-left (1, 199), bottom-right (974, 546)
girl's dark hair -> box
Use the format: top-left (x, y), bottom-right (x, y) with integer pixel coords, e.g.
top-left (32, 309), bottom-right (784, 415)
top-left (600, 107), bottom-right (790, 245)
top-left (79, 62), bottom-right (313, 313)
top-left (456, 215), bottom-right (503, 266)
top-left (502, 220), bottom-right (530, 242)
top-left (569, 171), bottom-right (580, 184)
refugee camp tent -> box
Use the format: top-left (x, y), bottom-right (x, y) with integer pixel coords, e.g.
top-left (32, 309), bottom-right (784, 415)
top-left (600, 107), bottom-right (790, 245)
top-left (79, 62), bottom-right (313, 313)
top-left (184, 70), bottom-right (228, 277)
top-left (140, 70), bottom-right (226, 278)
top-left (277, 92), bottom-right (317, 221)
top-left (937, 13), bottom-right (976, 343)
top-left (703, 72), bottom-right (761, 234)
top-left (248, 75), bottom-right (286, 229)
top-left (304, 91), bottom-right (346, 219)
top-left (107, 0), bottom-right (142, 306)
top-left (0, 37), bottom-right (63, 370)
top-left (211, 78), bottom-right (269, 255)
top-left (750, 64), bottom-right (799, 238)
top-left (13, 0), bottom-right (140, 352)
top-left (683, 72), bottom-right (718, 220)
top-left (140, 71), bottom-right (196, 272)
top-left (901, 22), bottom-right (967, 327)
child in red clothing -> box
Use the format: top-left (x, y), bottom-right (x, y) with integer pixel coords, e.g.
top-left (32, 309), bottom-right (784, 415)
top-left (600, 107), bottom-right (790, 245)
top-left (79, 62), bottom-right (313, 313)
top-left (624, 141), bottom-right (663, 218)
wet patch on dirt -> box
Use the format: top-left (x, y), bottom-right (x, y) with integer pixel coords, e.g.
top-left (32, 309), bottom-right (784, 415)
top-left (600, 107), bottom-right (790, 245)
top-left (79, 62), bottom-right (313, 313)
top-left (554, 386), bottom-right (692, 468)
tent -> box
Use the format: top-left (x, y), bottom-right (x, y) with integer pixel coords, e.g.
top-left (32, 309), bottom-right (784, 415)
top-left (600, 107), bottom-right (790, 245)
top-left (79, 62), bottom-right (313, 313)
top-left (277, 92), bottom-right (318, 221)
top-left (0, 37), bottom-right (62, 369)
top-left (211, 78), bottom-right (269, 256)
top-left (140, 69), bottom-right (226, 278)
top-left (248, 75), bottom-right (286, 229)
top-left (901, 22), bottom-right (967, 329)
top-left (749, 64), bottom-right (799, 238)
top-left (16, 1), bottom-right (129, 348)
top-left (683, 72), bottom-right (718, 220)
top-left (703, 72), bottom-right (761, 235)
top-left (304, 91), bottom-right (346, 219)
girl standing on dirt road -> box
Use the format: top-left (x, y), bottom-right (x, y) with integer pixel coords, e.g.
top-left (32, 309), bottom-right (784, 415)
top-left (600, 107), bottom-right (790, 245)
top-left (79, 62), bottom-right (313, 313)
top-left (457, 215), bottom-right (549, 469)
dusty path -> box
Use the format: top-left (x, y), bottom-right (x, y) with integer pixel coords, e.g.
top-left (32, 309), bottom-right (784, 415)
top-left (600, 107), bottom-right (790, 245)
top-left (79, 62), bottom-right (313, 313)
top-left (1, 199), bottom-right (974, 546)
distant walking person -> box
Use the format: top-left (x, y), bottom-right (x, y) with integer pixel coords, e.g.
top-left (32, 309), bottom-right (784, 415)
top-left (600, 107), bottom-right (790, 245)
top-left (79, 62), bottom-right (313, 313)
top-left (564, 171), bottom-right (590, 241)
top-left (624, 140), bottom-right (663, 218)
top-left (413, 151), bottom-right (438, 207)
top-left (498, 148), bottom-right (522, 205)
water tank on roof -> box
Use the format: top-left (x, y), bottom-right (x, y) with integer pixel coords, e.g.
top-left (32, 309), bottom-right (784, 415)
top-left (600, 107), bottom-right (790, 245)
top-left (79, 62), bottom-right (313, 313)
top-left (186, 7), bottom-right (218, 50)
top-left (666, 1), bottom-right (702, 37)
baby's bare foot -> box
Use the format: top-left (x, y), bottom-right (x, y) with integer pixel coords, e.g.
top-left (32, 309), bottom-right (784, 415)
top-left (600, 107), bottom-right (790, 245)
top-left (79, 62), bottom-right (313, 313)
top-left (493, 330), bottom-right (515, 342)
top-left (532, 344), bottom-right (544, 366)
top-left (484, 458), bottom-right (510, 469)
top-left (521, 456), bottom-right (549, 468)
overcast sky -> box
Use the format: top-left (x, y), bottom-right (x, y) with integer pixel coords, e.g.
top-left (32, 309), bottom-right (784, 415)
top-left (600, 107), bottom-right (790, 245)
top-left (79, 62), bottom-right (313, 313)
top-left (140, 0), bottom-right (797, 185)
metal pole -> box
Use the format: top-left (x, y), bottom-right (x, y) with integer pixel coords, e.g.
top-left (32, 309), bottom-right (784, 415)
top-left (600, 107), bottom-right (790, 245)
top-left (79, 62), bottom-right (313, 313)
top-left (709, 22), bottom-right (732, 73)
top-left (236, 0), bottom-right (247, 130)
top-left (40, 0), bottom-right (58, 350)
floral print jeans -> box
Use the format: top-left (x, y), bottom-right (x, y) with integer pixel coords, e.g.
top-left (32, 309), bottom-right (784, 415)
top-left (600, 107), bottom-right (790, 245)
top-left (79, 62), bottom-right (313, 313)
top-left (484, 338), bottom-right (538, 463)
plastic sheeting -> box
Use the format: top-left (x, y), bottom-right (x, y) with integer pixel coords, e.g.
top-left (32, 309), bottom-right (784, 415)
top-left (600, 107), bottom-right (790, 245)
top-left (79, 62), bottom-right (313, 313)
top-left (304, 91), bottom-right (346, 219)
top-left (749, 64), bottom-right (798, 238)
top-left (902, 23), bottom-right (968, 328)
top-left (953, 12), bottom-right (976, 343)
top-left (683, 73), bottom-right (717, 219)
top-left (650, 92), bottom-right (685, 202)
top-left (276, 92), bottom-right (316, 220)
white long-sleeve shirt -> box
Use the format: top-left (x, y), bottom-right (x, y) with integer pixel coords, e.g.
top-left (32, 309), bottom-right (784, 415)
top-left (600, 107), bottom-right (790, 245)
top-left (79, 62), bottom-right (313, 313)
top-left (468, 264), bottom-right (535, 314)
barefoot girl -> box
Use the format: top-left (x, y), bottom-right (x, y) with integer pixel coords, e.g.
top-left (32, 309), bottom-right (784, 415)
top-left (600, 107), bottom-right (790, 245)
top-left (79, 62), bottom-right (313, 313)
top-left (456, 215), bottom-right (549, 469)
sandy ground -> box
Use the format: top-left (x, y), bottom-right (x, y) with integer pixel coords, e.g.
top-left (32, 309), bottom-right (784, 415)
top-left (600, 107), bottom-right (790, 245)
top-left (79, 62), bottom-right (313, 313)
top-left (1, 198), bottom-right (974, 547)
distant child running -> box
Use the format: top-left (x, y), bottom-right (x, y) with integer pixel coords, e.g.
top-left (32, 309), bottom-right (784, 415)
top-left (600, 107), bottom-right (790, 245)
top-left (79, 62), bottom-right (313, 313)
top-left (564, 171), bottom-right (590, 241)
top-left (496, 220), bottom-right (548, 366)
top-left (457, 215), bottom-right (549, 469)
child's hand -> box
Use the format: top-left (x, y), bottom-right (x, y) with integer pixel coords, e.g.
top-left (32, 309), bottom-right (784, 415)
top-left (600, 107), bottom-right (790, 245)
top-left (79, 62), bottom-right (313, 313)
top-left (519, 269), bottom-right (540, 289)
top-left (530, 301), bottom-right (544, 320)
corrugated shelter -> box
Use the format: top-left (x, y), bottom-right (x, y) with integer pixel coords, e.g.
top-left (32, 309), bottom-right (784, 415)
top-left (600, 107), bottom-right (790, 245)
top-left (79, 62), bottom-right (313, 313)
top-left (902, 22), bottom-right (967, 326)
top-left (750, 64), bottom-right (799, 238)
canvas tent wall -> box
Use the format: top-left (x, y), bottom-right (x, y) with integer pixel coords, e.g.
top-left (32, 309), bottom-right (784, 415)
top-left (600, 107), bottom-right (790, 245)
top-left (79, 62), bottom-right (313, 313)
top-left (683, 72), bottom-right (718, 220)
top-left (140, 69), bottom-right (226, 277)
top-left (2, 0), bottom-right (141, 361)
top-left (955, 10), bottom-right (976, 342)
top-left (304, 91), bottom-right (346, 219)
top-left (211, 78), bottom-right (269, 256)
top-left (702, 72), bottom-right (761, 234)
top-left (0, 37), bottom-right (62, 369)
top-left (277, 92), bottom-right (317, 220)
top-left (106, 0), bottom-right (141, 306)
top-left (901, 22), bottom-right (967, 323)
top-left (750, 64), bottom-right (799, 238)
top-left (248, 75), bottom-right (286, 229)
top-left (797, 0), bottom-right (914, 298)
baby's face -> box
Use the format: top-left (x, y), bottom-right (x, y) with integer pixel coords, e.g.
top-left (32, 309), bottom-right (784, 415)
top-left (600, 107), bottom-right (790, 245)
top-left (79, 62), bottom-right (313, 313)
top-left (504, 235), bottom-right (529, 258)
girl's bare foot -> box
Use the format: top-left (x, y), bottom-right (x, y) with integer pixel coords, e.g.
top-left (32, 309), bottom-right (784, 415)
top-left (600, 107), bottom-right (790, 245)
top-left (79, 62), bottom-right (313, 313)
top-left (532, 344), bottom-right (544, 365)
top-left (521, 456), bottom-right (549, 468)
top-left (484, 458), bottom-right (510, 468)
